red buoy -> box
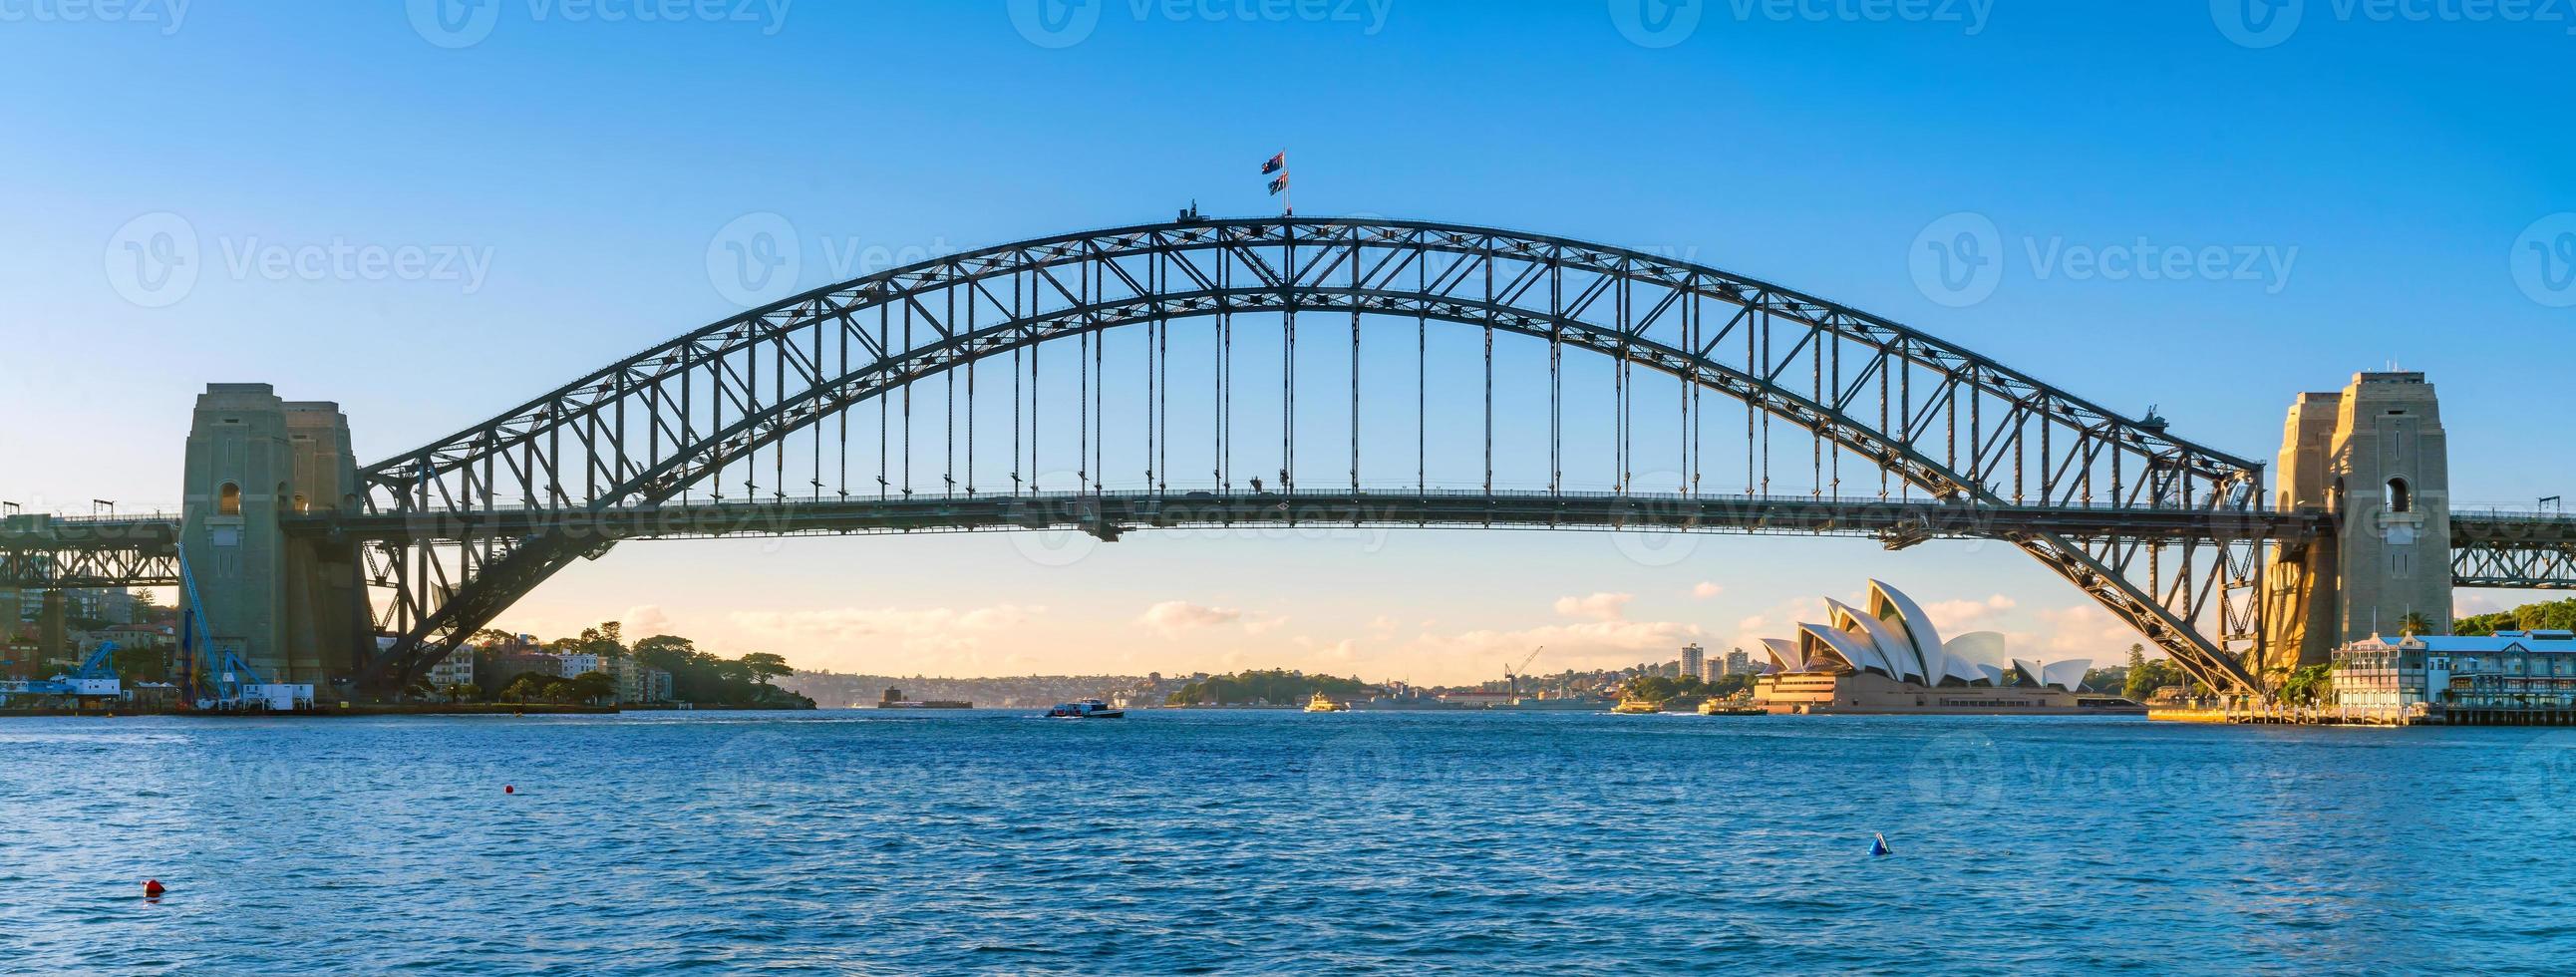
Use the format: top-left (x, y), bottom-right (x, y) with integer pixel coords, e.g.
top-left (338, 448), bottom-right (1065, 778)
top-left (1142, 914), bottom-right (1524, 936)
top-left (144, 879), bottom-right (165, 897)
top-left (503, 785), bottom-right (515, 795)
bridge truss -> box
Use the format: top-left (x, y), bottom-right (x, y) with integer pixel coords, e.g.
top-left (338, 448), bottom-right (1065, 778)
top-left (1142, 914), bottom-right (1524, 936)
top-left (348, 217), bottom-right (2284, 692)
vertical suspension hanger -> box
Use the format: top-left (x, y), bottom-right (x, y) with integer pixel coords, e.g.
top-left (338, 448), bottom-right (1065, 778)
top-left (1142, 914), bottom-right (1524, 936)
top-left (1283, 222), bottom-right (1297, 492)
top-left (1350, 224), bottom-right (1362, 496)
top-left (945, 284), bottom-right (956, 498)
top-left (879, 304), bottom-right (891, 499)
top-left (902, 298), bottom-right (913, 497)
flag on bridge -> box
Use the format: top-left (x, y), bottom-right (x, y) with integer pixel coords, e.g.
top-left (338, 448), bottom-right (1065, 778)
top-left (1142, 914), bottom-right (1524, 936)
top-left (1261, 152), bottom-right (1286, 174)
top-left (1267, 173), bottom-right (1289, 195)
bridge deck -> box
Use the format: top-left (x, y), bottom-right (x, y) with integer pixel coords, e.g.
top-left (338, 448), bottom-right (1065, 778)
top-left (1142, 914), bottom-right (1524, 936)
top-left (5, 496), bottom-right (2570, 588)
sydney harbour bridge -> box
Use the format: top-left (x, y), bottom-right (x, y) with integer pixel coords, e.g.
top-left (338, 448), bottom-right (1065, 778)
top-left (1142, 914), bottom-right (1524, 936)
top-left (7, 216), bottom-right (2573, 698)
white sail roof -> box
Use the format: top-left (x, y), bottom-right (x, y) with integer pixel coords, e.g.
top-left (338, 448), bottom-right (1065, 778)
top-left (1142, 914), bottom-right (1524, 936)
top-left (1943, 631), bottom-right (2008, 685)
top-left (1829, 598), bottom-right (1926, 684)
top-left (1799, 622), bottom-right (1889, 678)
top-left (1760, 637), bottom-right (1804, 673)
top-left (1867, 580), bottom-right (1947, 667)
top-left (2041, 659), bottom-right (2092, 693)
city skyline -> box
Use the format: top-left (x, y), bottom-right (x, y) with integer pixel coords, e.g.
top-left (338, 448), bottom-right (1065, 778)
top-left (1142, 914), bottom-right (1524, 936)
top-left (5, 3), bottom-right (2570, 682)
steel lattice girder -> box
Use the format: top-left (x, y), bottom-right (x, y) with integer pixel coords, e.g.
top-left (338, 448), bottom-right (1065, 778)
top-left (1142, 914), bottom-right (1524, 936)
top-left (2450, 514), bottom-right (2576, 589)
top-left (348, 218), bottom-right (2279, 690)
top-left (0, 518), bottom-right (182, 588)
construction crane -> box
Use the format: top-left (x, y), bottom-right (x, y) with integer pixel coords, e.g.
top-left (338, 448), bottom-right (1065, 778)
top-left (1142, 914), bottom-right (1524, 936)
top-left (0, 641), bottom-right (125, 707)
top-left (174, 549), bottom-right (310, 711)
top-left (1502, 646), bottom-right (1542, 696)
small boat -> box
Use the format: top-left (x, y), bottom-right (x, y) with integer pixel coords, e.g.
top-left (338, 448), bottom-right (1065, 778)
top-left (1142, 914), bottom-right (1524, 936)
top-left (1046, 698), bottom-right (1125, 719)
top-left (1304, 692), bottom-right (1349, 713)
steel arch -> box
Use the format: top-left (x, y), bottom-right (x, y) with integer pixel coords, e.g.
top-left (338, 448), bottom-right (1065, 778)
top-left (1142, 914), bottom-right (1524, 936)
top-left (355, 217), bottom-right (2271, 691)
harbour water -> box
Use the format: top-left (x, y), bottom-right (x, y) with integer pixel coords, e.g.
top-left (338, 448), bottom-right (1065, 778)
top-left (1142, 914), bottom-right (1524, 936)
top-left (7, 710), bottom-right (2574, 973)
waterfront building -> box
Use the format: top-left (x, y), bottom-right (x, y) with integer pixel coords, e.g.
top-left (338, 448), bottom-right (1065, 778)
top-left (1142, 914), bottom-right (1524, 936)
top-left (1680, 644), bottom-right (1705, 683)
top-left (557, 653), bottom-right (603, 677)
top-left (1750, 580), bottom-right (2131, 715)
top-left (607, 655), bottom-right (673, 704)
top-left (2332, 630), bottom-right (2576, 720)
top-left (493, 652), bottom-right (563, 687)
top-left (427, 650), bottom-right (474, 693)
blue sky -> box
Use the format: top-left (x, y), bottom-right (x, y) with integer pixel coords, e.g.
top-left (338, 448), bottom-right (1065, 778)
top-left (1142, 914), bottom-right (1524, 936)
top-left (3, 1), bottom-right (2569, 680)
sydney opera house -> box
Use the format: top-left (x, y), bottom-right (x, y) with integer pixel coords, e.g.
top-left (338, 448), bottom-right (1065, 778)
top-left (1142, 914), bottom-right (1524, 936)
top-left (1751, 580), bottom-right (2139, 715)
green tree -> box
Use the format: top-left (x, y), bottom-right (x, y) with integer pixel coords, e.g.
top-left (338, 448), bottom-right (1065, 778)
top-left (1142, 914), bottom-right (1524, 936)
top-left (2124, 657), bottom-right (2186, 702)
top-left (2278, 663), bottom-right (2334, 707)
top-left (739, 652), bottom-right (794, 686)
top-left (569, 670), bottom-right (617, 704)
top-left (2397, 611), bottom-right (2435, 636)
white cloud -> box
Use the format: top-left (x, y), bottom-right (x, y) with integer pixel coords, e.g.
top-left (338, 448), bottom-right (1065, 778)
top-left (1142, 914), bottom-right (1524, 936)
top-left (1552, 592), bottom-right (1635, 622)
top-left (1404, 618), bottom-right (1705, 673)
top-left (1923, 594), bottom-right (2017, 632)
top-left (1691, 581), bottom-right (1725, 600)
top-left (1137, 600), bottom-right (1244, 636)
top-left (621, 604), bottom-right (673, 637)
top-left (728, 603), bottom-right (1042, 653)
top-left (2027, 604), bottom-right (2138, 657)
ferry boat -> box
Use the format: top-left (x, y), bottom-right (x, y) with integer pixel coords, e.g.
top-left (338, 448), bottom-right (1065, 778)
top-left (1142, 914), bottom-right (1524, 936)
top-left (1611, 697), bottom-right (1664, 715)
top-left (1045, 699), bottom-right (1125, 719)
top-left (1698, 698), bottom-right (1766, 717)
top-left (1304, 692), bottom-right (1349, 713)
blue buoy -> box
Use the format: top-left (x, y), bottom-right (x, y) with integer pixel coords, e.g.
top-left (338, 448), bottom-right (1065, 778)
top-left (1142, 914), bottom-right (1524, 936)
top-left (1870, 832), bottom-right (1891, 857)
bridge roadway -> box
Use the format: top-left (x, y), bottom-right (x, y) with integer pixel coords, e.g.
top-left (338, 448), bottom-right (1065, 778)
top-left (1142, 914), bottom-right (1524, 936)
top-left (5, 494), bottom-right (2572, 587)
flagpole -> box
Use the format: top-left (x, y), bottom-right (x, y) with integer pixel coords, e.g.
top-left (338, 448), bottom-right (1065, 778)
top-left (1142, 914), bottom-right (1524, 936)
top-left (1281, 149), bottom-right (1292, 217)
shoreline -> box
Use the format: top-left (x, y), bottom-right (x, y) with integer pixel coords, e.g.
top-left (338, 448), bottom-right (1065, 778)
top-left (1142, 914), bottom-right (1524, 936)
top-left (0, 702), bottom-right (815, 718)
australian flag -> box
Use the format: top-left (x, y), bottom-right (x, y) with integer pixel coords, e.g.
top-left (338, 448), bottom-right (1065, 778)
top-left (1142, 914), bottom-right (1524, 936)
top-left (1261, 153), bottom-right (1286, 175)
top-left (1267, 173), bottom-right (1289, 195)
